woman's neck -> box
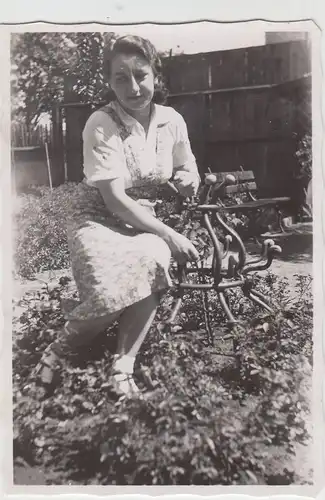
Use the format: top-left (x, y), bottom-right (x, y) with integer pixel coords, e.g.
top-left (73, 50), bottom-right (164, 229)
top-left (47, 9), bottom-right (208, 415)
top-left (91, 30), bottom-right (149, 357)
top-left (119, 102), bottom-right (153, 132)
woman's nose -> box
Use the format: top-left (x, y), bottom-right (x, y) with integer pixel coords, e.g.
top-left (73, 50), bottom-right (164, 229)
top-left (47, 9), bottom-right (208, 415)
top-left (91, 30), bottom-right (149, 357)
top-left (130, 76), bottom-right (140, 93)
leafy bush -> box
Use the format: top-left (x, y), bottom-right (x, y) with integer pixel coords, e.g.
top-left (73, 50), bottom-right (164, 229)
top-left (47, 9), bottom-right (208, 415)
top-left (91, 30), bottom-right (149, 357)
top-left (13, 181), bottom-right (313, 484)
top-left (294, 133), bottom-right (312, 220)
top-left (295, 134), bottom-right (312, 184)
top-left (13, 183), bottom-right (77, 278)
top-left (13, 180), bottom-right (277, 281)
top-left (13, 272), bottom-right (313, 485)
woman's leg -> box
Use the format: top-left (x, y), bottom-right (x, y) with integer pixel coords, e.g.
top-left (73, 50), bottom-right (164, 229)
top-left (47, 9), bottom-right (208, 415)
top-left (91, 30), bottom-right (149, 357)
top-left (37, 292), bottom-right (161, 396)
top-left (54, 312), bottom-right (122, 355)
top-left (111, 292), bottom-right (160, 393)
top-left (37, 311), bottom-right (122, 387)
top-left (116, 292), bottom-right (160, 356)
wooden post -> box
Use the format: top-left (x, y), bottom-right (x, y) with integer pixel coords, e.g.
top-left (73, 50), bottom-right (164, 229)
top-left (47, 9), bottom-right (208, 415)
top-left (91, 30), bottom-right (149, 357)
top-left (64, 73), bottom-right (92, 183)
top-left (65, 103), bottom-right (92, 182)
top-left (51, 104), bottom-right (65, 186)
top-left (45, 142), bottom-right (53, 190)
top-left (11, 148), bottom-right (16, 194)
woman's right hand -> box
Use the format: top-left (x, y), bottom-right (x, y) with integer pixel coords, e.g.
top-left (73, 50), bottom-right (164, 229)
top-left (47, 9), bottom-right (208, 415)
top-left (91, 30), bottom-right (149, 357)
top-left (163, 230), bottom-right (200, 265)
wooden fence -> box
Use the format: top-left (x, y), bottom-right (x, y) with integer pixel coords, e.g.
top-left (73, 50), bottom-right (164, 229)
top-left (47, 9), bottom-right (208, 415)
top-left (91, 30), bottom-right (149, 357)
top-left (11, 123), bottom-right (54, 190)
top-left (52, 39), bottom-right (311, 198)
top-left (11, 122), bottom-right (53, 148)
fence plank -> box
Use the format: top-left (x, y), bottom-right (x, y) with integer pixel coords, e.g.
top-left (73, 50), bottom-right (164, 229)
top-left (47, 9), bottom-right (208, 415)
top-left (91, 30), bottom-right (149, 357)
top-left (167, 93), bottom-right (208, 171)
top-left (166, 53), bottom-right (210, 93)
top-left (65, 104), bottom-right (92, 182)
top-left (211, 171), bottom-right (255, 182)
top-left (208, 47), bottom-right (249, 89)
top-left (51, 105), bottom-right (65, 186)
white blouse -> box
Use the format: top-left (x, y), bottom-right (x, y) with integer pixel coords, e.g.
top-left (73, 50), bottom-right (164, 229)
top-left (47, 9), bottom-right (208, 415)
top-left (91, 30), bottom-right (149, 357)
top-left (82, 100), bottom-right (199, 190)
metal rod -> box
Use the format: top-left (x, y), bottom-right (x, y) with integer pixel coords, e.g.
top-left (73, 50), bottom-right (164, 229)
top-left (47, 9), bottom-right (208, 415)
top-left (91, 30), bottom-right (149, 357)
top-left (216, 279), bottom-right (245, 290)
top-left (249, 288), bottom-right (273, 308)
top-left (45, 142), bottom-right (53, 191)
top-left (179, 283), bottom-right (214, 290)
top-left (184, 267), bottom-right (215, 274)
top-left (215, 212), bottom-right (247, 270)
top-left (201, 290), bottom-right (214, 345)
top-left (218, 291), bottom-right (238, 326)
top-left (165, 297), bottom-right (183, 325)
top-left (197, 204), bottom-right (222, 212)
top-left (242, 247), bottom-right (281, 274)
top-left (248, 292), bottom-right (274, 313)
top-left (222, 235), bottom-right (232, 258)
top-left (203, 213), bottom-right (223, 284)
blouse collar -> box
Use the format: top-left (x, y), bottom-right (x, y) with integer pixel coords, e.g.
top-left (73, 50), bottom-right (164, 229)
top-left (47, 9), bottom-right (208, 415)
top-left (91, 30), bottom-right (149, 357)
top-left (110, 100), bottom-right (171, 130)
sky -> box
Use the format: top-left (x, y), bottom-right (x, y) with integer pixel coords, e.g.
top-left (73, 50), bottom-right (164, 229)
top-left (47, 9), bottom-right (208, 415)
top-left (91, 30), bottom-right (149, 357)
top-left (87, 20), bottom-right (312, 55)
top-left (100, 21), bottom-right (266, 54)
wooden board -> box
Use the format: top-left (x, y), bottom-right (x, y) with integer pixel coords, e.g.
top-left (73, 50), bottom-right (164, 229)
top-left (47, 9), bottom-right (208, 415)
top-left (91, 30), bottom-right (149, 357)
top-left (165, 53), bottom-right (211, 93)
top-left (224, 182), bottom-right (257, 194)
top-left (208, 47), bottom-right (249, 89)
top-left (169, 94), bottom-right (208, 144)
top-left (165, 40), bottom-right (310, 92)
top-left (208, 88), bottom-right (296, 141)
top-left (65, 104), bottom-right (92, 182)
top-left (210, 171), bottom-right (255, 182)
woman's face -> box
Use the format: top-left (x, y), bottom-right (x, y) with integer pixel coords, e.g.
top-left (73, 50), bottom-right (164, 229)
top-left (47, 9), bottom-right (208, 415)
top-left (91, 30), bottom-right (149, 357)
top-left (109, 52), bottom-right (155, 114)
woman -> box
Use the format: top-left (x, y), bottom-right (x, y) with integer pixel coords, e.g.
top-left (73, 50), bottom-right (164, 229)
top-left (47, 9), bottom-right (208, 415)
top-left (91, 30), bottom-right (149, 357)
top-left (36, 34), bottom-right (200, 398)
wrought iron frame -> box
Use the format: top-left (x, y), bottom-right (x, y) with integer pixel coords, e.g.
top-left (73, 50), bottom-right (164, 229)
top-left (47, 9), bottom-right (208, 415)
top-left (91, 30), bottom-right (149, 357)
top-left (163, 177), bottom-right (283, 343)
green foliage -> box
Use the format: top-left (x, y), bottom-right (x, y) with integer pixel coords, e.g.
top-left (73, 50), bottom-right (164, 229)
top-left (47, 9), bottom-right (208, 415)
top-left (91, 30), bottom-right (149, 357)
top-left (11, 32), bottom-right (113, 124)
top-left (295, 134), bottom-right (312, 184)
top-left (13, 183), bottom-right (77, 278)
top-left (12, 183), bottom-right (243, 280)
top-left (11, 33), bottom-right (76, 123)
top-left (12, 180), bottom-right (296, 281)
top-left (13, 183), bottom-right (312, 484)
top-left (13, 273), bottom-right (312, 485)
top-left (11, 32), bottom-right (170, 125)
top-left (293, 133), bottom-right (312, 220)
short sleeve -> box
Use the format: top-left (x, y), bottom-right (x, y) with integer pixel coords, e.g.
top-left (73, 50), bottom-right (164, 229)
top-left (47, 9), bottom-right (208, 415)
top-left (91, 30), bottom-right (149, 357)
top-left (82, 111), bottom-right (126, 186)
top-left (172, 112), bottom-right (196, 170)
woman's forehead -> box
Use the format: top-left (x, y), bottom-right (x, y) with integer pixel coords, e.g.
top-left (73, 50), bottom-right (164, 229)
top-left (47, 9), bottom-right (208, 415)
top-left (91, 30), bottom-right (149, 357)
top-left (111, 52), bottom-right (151, 73)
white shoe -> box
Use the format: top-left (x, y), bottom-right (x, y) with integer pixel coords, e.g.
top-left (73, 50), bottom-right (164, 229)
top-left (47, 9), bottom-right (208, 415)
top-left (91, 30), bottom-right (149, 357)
top-left (110, 372), bottom-right (140, 397)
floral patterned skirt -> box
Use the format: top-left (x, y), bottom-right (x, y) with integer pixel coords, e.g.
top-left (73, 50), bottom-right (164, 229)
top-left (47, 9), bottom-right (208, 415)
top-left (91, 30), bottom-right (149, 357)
top-left (63, 181), bottom-right (173, 322)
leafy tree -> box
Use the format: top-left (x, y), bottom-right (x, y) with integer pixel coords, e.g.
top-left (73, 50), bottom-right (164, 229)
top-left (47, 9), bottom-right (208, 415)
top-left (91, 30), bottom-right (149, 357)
top-left (11, 32), bottom-right (173, 125)
top-left (11, 33), bottom-right (75, 124)
top-left (12, 31), bottom-right (174, 125)
top-left (11, 32), bottom-right (114, 125)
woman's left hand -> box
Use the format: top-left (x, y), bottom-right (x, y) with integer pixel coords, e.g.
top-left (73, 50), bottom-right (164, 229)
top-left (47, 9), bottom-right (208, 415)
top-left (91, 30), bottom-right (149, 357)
top-left (173, 170), bottom-right (200, 197)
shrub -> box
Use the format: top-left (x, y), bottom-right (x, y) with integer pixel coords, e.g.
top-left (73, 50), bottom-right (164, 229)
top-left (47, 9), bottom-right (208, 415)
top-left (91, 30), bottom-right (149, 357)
top-left (13, 183), bottom-right (78, 278)
top-left (295, 134), bottom-right (312, 184)
top-left (13, 180), bottom-right (274, 281)
top-left (13, 272), bottom-right (313, 485)
top-left (294, 133), bottom-right (312, 220)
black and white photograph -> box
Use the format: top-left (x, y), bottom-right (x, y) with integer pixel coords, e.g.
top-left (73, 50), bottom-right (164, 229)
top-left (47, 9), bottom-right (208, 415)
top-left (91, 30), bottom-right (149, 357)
top-left (7, 18), bottom-right (320, 490)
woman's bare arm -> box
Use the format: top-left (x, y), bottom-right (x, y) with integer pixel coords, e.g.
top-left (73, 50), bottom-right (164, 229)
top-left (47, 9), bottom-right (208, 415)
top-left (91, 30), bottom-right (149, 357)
top-left (94, 178), bottom-right (199, 263)
top-left (95, 178), bottom-right (173, 239)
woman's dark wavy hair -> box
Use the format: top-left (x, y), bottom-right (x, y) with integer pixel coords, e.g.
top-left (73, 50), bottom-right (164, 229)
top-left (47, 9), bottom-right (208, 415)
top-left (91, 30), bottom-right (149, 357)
top-left (103, 33), bottom-right (169, 104)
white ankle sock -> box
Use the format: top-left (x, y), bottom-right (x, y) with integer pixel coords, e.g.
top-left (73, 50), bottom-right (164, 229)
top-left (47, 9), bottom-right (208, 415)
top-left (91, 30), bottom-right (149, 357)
top-left (112, 354), bottom-right (135, 375)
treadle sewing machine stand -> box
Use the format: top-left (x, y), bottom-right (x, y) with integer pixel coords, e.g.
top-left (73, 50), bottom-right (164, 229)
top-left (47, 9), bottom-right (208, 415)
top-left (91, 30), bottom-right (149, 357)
top-left (163, 174), bottom-right (283, 345)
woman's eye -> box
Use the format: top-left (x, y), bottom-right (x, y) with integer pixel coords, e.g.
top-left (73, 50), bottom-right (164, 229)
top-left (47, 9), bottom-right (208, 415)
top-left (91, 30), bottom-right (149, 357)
top-left (115, 75), bottom-right (128, 83)
top-left (136, 73), bottom-right (147, 81)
